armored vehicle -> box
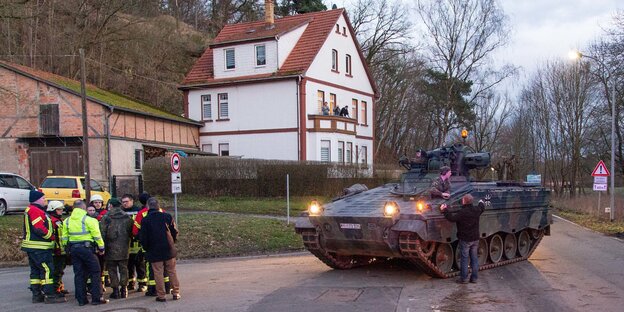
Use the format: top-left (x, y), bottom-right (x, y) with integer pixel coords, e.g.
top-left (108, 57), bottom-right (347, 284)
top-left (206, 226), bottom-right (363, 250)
top-left (295, 143), bottom-right (551, 278)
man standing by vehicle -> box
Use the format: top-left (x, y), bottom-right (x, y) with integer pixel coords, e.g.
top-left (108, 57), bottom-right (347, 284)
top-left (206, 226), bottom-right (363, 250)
top-left (62, 200), bottom-right (108, 306)
top-left (430, 166), bottom-right (452, 199)
top-left (440, 194), bottom-right (485, 284)
top-left (100, 198), bottom-right (132, 299)
top-left (46, 200), bottom-right (68, 297)
top-left (139, 198), bottom-right (180, 302)
top-left (21, 190), bottom-right (65, 304)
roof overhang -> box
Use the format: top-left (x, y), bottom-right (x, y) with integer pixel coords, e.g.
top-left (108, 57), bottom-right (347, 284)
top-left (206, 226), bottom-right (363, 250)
top-left (179, 74), bottom-right (300, 90)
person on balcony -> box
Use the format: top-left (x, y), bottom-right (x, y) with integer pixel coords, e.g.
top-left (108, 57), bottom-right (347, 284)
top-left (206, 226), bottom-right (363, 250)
top-left (321, 102), bottom-right (330, 115)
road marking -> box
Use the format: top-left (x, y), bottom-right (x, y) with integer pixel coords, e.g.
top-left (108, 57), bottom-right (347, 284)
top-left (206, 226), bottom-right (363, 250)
top-left (553, 214), bottom-right (624, 243)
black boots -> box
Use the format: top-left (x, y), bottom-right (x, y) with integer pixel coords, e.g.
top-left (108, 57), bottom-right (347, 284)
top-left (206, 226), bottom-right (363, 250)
top-left (31, 284), bottom-right (44, 303)
top-left (44, 295), bottom-right (67, 304)
top-left (137, 282), bottom-right (147, 292)
top-left (120, 287), bottom-right (128, 298)
top-left (109, 287), bottom-right (120, 299)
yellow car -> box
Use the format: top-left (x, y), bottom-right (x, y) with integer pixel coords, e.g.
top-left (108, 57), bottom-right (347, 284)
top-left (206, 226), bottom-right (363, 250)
top-left (39, 176), bottom-right (111, 209)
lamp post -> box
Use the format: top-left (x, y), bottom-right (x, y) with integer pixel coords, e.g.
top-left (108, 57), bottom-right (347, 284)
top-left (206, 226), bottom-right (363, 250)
top-left (569, 50), bottom-right (616, 221)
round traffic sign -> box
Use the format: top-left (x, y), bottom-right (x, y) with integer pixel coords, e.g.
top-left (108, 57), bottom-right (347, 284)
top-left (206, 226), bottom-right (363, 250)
top-left (171, 153), bottom-right (181, 173)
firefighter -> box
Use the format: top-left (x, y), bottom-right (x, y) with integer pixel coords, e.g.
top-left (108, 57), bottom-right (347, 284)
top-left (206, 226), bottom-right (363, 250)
top-left (62, 200), bottom-right (108, 306)
top-left (21, 190), bottom-right (66, 304)
top-left (132, 192), bottom-right (171, 296)
top-left (89, 194), bottom-right (109, 290)
top-left (122, 194), bottom-right (147, 292)
top-left (46, 200), bottom-right (68, 297)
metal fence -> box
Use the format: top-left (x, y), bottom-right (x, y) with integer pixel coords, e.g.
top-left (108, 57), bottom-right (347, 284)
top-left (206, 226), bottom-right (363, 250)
top-left (111, 175), bottom-right (143, 197)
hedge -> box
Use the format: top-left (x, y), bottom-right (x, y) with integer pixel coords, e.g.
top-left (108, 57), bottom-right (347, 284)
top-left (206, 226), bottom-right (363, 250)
top-left (143, 157), bottom-right (398, 197)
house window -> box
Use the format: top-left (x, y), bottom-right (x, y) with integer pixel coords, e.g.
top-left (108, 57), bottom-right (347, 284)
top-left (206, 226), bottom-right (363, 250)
top-left (218, 93), bottom-right (229, 119)
top-left (255, 45), bottom-right (266, 66)
top-left (201, 95), bottom-right (211, 120)
top-left (317, 90), bottom-right (325, 114)
top-left (330, 93), bottom-right (337, 112)
top-left (346, 142), bottom-right (352, 163)
top-left (338, 141), bottom-right (344, 163)
top-left (219, 143), bottom-right (229, 156)
top-left (40, 104), bottom-right (59, 135)
top-left (361, 101), bottom-right (367, 125)
top-left (202, 144), bottom-right (213, 153)
top-left (342, 26), bottom-right (346, 35)
top-left (321, 140), bottom-right (331, 162)
top-left (361, 146), bottom-right (368, 165)
top-left (225, 48), bottom-right (235, 69)
top-left (345, 54), bottom-right (352, 75)
top-left (335, 24), bottom-right (340, 33)
top-left (134, 149), bottom-right (143, 170)
top-left (352, 99), bottom-right (358, 122)
top-left (331, 49), bottom-right (338, 71)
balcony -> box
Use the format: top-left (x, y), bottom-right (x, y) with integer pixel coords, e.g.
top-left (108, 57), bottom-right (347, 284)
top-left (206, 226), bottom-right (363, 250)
top-left (307, 114), bottom-right (357, 135)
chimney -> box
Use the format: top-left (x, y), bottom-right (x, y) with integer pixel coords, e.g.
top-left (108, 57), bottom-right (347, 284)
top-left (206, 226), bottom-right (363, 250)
top-left (265, 0), bottom-right (274, 24)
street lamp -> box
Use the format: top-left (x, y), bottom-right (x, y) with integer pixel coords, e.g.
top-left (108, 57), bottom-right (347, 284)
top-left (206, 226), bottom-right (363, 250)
top-left (569, 49), bottom-right (617, 222)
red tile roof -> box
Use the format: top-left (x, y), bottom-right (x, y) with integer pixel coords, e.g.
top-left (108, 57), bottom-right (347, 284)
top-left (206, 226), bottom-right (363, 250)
top-left (181, 9), bottom-right (378, 95)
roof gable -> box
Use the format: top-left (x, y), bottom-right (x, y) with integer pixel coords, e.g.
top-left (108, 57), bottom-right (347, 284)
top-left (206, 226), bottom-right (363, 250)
top-left (0, 61), bottom-right (201, 125)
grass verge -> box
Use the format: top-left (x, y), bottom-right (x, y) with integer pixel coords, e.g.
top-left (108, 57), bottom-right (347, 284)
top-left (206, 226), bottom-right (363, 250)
top-left (0, 213), bottom-right (304, 267)
top-left (156, 195), bottom-right (328, 216)
top-left (555, 209), bottom-right (624, 236)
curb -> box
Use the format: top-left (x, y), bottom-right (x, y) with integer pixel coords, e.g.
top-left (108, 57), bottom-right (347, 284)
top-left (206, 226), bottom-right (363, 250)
top-left (552, 214), bottom-right (624, 243)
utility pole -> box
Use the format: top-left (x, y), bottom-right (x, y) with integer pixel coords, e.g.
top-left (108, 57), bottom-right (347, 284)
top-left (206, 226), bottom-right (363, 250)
top-left (80, 48), bottom-right (91, 201)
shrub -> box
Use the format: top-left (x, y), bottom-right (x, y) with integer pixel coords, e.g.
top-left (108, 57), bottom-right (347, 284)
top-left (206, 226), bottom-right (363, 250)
top-left (143, 156), bottom-right (396, 197)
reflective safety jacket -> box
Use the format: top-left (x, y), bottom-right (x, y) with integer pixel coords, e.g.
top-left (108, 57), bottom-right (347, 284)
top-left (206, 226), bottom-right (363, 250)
top-left (125, 207), bottom-right (142, 253)
top-left (48, 213), bottom-right (65, 255)
top-left (21, 204), bottom-right (55, 251)
top-left (61, 208), bottom-right (105, 250)
top-left (132, 206), bottom-right (165, 237)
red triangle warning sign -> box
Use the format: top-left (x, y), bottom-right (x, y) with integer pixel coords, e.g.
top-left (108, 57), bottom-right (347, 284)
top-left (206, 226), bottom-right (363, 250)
top-left (591, 160), bottom-right (610, 177)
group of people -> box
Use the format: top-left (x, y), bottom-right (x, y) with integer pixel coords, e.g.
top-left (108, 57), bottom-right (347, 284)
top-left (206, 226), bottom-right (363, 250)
top-left (21, 190), bottom-right (181, 305)
top-left (321, 102), bottom-right (350, 117)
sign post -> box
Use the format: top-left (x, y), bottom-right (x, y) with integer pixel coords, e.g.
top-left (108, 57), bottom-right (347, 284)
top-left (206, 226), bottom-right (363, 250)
top-left (171, 153), bottom-right (181, 224)
top-left (591, 160), bottom-right (610, 215)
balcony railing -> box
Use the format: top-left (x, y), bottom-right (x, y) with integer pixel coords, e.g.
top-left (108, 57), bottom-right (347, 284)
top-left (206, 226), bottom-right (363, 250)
top-left (308, 114), bottom-right (357, 135)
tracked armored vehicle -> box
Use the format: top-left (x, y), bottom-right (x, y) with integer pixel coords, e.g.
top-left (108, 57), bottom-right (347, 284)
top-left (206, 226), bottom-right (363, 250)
top-left (295, 143), bottom-right (552, 278)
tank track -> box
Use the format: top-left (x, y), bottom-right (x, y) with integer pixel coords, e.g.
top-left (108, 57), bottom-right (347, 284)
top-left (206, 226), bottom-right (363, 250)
top-left (300, 229), bottom-right (371, 269)
top-left (398, 230), bottom-right (545, 278)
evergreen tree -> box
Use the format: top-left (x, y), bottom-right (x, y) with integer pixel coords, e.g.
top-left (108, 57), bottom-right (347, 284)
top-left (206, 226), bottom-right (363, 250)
top-left (277, 0), bottom-right (327, 16)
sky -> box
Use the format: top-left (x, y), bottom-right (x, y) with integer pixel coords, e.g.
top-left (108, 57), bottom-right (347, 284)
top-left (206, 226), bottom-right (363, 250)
top-left (495, 0), bottom-right (622, 93)
top-left (335, 0), bottom-right (622, 94)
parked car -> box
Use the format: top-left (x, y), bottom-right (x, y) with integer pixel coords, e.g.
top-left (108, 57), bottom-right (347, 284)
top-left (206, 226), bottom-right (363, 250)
top-left (39, 176), bottom-right (111, 211)
top-left (0, 172), bottom-right (37, 216)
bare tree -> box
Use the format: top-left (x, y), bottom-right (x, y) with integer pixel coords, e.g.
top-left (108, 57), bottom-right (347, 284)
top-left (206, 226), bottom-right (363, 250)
top-left (416, 0), bottom-right (514, 145)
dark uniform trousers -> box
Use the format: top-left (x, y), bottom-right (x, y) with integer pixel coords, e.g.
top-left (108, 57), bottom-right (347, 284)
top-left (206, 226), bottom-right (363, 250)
top-left (27, 250), bottom-right (55, 295)
top-left (128, 251), bottom-right (146, 286)
top-left (52, 255), bottom-right (66, 292)
top-left (70, 244), bottom-right (102, 304)
top-left (107, 259), bottom-right (129, 289)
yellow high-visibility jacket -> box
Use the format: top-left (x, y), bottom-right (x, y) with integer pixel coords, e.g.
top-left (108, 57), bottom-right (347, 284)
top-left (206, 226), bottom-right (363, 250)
top-left (61, 208), bottom-right (105, 249)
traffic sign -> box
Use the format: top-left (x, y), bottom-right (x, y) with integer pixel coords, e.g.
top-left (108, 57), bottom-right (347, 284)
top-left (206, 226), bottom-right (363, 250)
top-left (170, 153), bottom-right (181, 173)
top-left (172, 182), bottom-right (182, 194)
top-left (594, 176), bottom-right (607, 184)
top-left (171, 172), bottom-right (181, 183)
top-left (591, 160), bottom-right (610, 177)
top-left (593, 183), bottom-right (607, 191)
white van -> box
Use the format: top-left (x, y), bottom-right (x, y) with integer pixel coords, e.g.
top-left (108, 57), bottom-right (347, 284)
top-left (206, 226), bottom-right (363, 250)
top-left (0, 173), bottom-right (37, 216)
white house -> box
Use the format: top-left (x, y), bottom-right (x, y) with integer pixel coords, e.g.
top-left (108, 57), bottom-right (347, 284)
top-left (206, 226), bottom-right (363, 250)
top-left (180, 3), bottom-right (378, 169)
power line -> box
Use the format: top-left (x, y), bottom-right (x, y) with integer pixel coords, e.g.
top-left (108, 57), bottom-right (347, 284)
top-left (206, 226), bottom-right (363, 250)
top-left (85, 58), bottom-right (180, 87)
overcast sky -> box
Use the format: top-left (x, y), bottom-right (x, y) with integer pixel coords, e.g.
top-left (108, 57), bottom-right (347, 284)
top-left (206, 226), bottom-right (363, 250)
top-left (495, 0), bottom-right (622, 93)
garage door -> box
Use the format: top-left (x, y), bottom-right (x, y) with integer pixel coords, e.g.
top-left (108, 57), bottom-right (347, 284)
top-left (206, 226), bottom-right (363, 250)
top-left (29, 147), bottom-right (82, 186)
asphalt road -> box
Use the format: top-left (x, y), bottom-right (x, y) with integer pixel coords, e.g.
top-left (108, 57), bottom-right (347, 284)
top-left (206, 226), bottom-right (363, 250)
top-left (0, 216), bottom-right (622, 312)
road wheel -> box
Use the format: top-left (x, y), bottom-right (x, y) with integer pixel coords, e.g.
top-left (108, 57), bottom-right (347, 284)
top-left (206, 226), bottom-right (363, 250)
top-left (517, 231), bottom-right (531, 257)
top-left (477, 238), bottom-right (488, 266)
top-left (434, 243), bottom-right (454, 274)
top-left (489, 234), bottom-right (503, 263)
top-left (503, 233), bottom-right (517, 260)
top-left (0, 200), bottom-right (6, 216)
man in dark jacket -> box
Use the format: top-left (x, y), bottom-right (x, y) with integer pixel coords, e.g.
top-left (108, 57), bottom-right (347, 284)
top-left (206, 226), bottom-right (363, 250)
top-left (100, 198), bottom-right (132, 299)
top-left (122, 193), bottom-right (147, 292)
top-left (139, 198), bottom-right (180, 302)
top-left (440, 194), bottom-right (485, 284)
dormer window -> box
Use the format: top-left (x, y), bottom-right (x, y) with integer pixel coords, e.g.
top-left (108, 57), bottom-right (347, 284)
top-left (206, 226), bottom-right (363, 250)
top-left (255, 45), bottom-right (266, 66)
top-left (225, 48), bottom-right (235, 70)
top-left (331, 49), bottom-right (338, 72)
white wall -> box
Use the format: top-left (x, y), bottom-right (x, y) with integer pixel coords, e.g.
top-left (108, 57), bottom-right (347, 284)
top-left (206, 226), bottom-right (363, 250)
top-left (187, 79), bottom-right (298, 130)
top-left (201, 132), bottom-right (298, 160)
top-left (277, 23), bottom-right (308, 68)
top-left (110, 139), bottom-right (144, 176)
top-left (213, 40), bottom-right (278, 79)
top-left (305, 14), bottom-right (375, 94)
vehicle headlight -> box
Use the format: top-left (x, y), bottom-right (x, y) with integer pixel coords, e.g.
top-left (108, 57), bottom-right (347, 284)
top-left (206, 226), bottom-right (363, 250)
top-left (383, 201), bottom-right (400, 217)
top-left (308, 200), bottom-right (323, 216)
top-left (416, 201), bottom-right (427, 213)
